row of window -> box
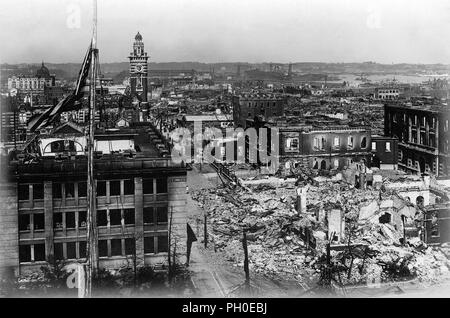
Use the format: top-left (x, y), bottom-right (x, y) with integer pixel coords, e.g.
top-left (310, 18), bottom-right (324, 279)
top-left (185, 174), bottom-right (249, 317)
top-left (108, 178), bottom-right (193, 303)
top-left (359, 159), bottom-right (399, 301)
top-left (371, 141), bottom-right (392, 152)
top-left (18, 178), bottom-right (168, 202)
top-left (19, 207), bottom-right (168, 232)
top-left (19, 235), bottom-right (168, 263)
top-left (246, 101), bottom-right (278, 108)
top-left (391, 113), bottom-right (442, 130)
top-left (312, 136), bottom-right (367, 151)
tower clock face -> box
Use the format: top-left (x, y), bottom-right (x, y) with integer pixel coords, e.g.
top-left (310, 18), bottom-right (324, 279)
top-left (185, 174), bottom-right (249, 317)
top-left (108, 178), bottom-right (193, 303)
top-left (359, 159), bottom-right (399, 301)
top-left (135, 64), bottom-right (143, 72)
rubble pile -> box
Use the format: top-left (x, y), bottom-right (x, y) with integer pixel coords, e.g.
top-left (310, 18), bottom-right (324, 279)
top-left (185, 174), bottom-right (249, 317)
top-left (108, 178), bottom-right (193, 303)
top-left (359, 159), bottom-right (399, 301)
top-left (191, 174), bottom-right (450, 287)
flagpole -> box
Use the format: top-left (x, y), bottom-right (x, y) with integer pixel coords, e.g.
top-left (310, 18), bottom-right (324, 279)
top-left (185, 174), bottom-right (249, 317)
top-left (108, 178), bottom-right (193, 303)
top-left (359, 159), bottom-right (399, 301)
top-left (86, 0), bottom-right (98, 298)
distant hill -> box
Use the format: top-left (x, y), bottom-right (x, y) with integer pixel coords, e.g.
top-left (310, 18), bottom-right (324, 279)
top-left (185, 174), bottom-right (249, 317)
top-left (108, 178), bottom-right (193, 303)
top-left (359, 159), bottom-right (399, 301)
top-left (2, 61), bottom-right (450, 85)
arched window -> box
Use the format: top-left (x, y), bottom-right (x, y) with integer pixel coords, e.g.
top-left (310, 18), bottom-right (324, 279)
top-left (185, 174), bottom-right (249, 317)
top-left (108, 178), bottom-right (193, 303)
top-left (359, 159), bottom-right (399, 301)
top-left (416, 196), bottom-right (424, 207)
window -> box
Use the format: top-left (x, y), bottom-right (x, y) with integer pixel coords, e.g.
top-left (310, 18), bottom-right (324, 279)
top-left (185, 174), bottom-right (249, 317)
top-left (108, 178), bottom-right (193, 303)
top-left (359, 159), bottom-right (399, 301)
top-left (285, 137), bottom-right (299, 151)
top-left (98, 240), bottom-right (108, 257)
top-left (34, 244), bottom-right (45, 261)
top-left (371, 142), bottom-right (376, 151)
top-left (33, 184), bottom-right (44, 200)
top-left (18, 184), bottom-right (29, 201)
top-left (19, 214), bottom-right (31, 232)
top-left (385, 142), bottom-right (391, 152)
top-left (78, 211), bottom-right (87, 228)
top-left (78, 182), bottom-right (87, 198)
top-left (54, 243), bottom-right (64, 261)
top-left (111, 239), bottom-right (122, 256)
top-left (97, 210), bottom-right (107, 227)
top-left (79, 241), bottom-right (87, 259)
top-left (144, 237), bottom-right (155, 254)
top-left (156, 207), bottom-right (168, 224)
top-left (110, 180), bottom-right (120, 196)
top-left (143, 207), bottom-right (154, 224)
top-left (124, 179), bottom-right (134, 195)
top-left (34, 213), bottom-right (44, 231)
top-left (19, 245), bottom-right (31, 263)
top-left (320, 138), bottom-right (326, 150)
top-left (156, 178), bottom-right (168, 193)
top-left (67, 242), bottom-right (76, 259)
top-left (125, 238), bottom-right (135, 255)
top-left (334, 159), bottom-right (339, 168)
top-left (53, 183), bottom-right (62, 199)
top-left (445, 120), bottom-right (449, 132)
top-left (97, 181), bottom-right (106, 196)
top-left (157, 235), bottom-right (168, 253)
top-left (360, 137), bottom-right (367, 149)
top-left (110, 209), bottom-right (121, 226)
top-left (313, 137), bottom-right (319, 150)
top-left (65, 183), bottom-right (75, 199)
top-left (333, 137), bottom-right (340, 148)
top-left (347, 136), bottom-right (354, 149)
top-left (54, 213), bottom-right (63, 229)
top-left (143, 178), bottom-right (153, 194)
top-left (66, 212), bottom-right (76, 229)
top-left (124, 209), bottom-right (135, 225)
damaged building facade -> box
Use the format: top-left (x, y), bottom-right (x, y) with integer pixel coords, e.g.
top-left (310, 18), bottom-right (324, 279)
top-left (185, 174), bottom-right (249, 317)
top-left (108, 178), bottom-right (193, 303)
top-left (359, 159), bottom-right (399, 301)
top-left (277, 124), bottom-right (373, 174)
top-left (0, 124), bottom-right (188, 276)
top-left (232, 93), bottom-right (286, 128)
top-left (384, 101), bottom-right (450, 177)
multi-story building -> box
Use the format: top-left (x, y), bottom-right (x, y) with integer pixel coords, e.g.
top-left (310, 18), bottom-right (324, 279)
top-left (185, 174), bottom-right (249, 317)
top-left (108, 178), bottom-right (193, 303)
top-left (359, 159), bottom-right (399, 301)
top-left (384, 101), bottom-right (450, 178)
top-left (7, 63), bottom-right (56, 105)
top-left (0, 124), bottom-right (188, 276)
top-left (232, 93), bottom-right (286, 128)
top-left (375, 87), bottom-right (401, 100)
top-left (278, 125), bottom-right (372, 172)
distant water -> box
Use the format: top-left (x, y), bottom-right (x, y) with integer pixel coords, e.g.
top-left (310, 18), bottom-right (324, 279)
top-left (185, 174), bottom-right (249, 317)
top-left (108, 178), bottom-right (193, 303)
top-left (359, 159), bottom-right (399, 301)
top-left (331, 73), bottom-right (450, 87)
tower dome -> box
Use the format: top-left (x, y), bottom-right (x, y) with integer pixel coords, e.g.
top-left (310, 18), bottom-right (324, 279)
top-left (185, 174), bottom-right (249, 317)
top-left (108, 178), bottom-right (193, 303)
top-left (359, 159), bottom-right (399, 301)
top-left (36, 62), bottom-right (50, 78)
top-left (135, 32), bottom-right (143, 41)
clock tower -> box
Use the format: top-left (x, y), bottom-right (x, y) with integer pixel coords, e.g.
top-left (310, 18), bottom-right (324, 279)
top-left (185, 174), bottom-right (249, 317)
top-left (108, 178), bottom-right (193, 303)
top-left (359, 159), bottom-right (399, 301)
top-left (128, 32), bottom-right (149, 102)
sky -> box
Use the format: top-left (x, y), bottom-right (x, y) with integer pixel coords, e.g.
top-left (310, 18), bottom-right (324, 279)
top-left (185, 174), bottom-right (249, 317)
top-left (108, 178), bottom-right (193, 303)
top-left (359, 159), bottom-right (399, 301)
top-left (1, 0), bottom-right (450, 64)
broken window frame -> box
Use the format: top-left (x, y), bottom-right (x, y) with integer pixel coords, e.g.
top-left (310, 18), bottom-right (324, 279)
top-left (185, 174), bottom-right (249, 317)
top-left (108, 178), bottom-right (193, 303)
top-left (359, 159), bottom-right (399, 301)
top-left (347, 136), bottom-right (354, 149)
top-left (385, 142), bottom-right (391, 152)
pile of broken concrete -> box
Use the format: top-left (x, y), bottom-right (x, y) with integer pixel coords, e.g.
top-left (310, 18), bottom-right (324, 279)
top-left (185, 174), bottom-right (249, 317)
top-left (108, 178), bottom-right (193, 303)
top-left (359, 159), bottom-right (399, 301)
top-left (190, 174), bottom-right (450, 288)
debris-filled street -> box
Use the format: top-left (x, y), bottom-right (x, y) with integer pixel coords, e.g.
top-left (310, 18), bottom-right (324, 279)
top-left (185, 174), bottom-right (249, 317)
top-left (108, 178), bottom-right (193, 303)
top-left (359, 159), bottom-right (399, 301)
top-left (188, 164), bottom-right (450, 295)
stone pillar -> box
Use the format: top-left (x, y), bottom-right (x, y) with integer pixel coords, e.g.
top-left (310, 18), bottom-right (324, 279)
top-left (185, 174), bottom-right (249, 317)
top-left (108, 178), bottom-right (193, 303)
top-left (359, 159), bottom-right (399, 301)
top-left (296, 187), bottom-right (307, 214)
top-left (327, 209), bottom-right (344, 243)
top-left (134, 177), bottom-right (144, 266)
top-left (0, 182), bottom-right (19, 280)
top-left (167, 175), bottom-right (187, 264)
top-left (44, 181), bottom-right (54, 262)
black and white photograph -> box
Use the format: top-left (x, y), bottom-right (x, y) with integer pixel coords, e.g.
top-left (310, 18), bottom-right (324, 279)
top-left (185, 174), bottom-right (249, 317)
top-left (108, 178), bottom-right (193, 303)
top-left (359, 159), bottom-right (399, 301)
top-left (1, 0), bottom-right (450, 303)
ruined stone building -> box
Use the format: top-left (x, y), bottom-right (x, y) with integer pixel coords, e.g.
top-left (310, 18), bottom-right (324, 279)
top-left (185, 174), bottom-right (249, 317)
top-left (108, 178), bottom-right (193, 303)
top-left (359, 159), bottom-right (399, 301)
top-left (266, 123), bottom-right (373, 173)
top-left (232, 93), bottom-right (286, 128)
top-left (0, 124), bottom-right (187, 277)
top-left (384, 101), bottom-right (450, 177)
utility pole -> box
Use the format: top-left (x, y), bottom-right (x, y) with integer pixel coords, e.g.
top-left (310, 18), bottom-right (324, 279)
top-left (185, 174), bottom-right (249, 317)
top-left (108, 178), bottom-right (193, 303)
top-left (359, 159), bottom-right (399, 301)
top-left (242, 230), bottom-right (250, 289)
top-left (204, 214), bottom-right (208, 248)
